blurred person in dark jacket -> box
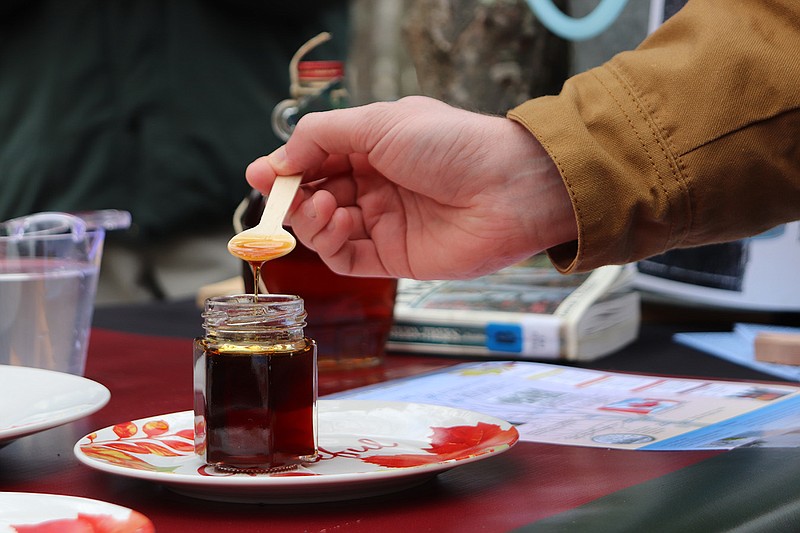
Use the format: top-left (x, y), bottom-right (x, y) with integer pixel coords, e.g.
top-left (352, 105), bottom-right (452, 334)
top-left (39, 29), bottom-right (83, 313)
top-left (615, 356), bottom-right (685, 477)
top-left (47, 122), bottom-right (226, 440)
top-left (0, 0), bottom-right (349, 303)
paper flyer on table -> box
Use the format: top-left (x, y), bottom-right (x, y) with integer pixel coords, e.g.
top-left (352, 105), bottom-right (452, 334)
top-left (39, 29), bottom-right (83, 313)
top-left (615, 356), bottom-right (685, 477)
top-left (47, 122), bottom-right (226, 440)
top-left (329, 361), bottom-right (800, 451)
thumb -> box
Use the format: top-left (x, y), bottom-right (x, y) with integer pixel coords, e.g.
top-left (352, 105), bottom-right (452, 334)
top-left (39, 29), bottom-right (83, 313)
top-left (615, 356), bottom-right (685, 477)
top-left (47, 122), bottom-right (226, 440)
top-left (245, 146), bottom-right (306, 192)
top-left (265, 146), bottom-right (300, 175)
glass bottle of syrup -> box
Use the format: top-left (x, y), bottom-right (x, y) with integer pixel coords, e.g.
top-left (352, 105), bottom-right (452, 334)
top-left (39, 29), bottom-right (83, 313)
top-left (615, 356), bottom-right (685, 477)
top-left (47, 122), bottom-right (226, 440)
top-left (241, 53), bottom-right (349, 296)
top-left (238, 52), bottom-right (397, 373)
top-left (193, 294), bottom-right (318, 472)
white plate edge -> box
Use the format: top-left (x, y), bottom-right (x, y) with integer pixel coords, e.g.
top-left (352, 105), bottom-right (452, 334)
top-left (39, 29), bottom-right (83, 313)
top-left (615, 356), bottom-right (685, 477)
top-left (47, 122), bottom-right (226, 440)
top-left (73, 400), bottom-right (518, 488)
top-left (0, 365), bottom-right (111, 442)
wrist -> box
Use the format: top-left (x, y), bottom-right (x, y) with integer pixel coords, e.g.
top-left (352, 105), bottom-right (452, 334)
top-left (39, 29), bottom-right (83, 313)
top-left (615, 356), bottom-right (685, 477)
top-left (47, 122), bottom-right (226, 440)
top-left (503, 120), bottom-right (578, 253)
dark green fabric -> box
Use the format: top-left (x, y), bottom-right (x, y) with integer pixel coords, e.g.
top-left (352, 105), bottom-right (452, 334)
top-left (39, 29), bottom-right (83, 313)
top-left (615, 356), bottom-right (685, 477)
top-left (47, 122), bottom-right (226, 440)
top-left (513, 448), bottom-right (800, 533)
top-left (0, 0), bottom-right (348, 241)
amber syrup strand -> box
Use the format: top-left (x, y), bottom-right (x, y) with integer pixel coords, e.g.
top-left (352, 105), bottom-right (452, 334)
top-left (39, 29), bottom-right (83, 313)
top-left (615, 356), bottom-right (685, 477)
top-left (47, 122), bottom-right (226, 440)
top-left (250, 261), bottom-right (265, 301)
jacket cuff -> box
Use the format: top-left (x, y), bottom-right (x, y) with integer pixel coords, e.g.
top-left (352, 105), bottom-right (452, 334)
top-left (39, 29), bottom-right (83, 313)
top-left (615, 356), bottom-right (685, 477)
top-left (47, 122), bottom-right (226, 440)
top-left (508, 64), bottom-right (690, 273)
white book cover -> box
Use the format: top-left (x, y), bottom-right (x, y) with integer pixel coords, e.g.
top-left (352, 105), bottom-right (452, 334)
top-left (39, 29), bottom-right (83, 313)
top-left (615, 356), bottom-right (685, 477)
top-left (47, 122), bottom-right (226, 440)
top-left (388, 256), bottom-right (640, 361)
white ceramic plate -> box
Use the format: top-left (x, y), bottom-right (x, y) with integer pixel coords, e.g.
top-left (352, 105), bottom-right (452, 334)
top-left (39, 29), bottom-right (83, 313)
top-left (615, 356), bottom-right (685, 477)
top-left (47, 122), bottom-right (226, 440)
top-left (0, 492), bottom-right (153, 532)
top-left (75, 400), bottom-right (518, 503)
top-left (0, 365), bottom-right (110, 446)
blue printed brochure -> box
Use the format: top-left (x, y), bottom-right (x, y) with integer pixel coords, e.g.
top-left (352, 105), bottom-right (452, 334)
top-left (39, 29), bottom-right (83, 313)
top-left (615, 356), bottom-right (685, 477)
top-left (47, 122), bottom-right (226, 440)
top-left (330, 360), bottom-right (800, 451)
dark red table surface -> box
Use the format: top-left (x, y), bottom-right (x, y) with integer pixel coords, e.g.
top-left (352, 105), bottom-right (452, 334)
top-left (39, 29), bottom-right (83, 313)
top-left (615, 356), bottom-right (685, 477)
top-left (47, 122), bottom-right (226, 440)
top-left (3, 300), bottom-right (800, 532)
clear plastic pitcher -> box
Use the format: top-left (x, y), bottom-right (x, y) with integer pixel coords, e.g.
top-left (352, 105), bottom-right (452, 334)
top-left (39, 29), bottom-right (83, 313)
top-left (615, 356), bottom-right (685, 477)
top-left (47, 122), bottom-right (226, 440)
top-left (0, 212), bottom-right (105, 375)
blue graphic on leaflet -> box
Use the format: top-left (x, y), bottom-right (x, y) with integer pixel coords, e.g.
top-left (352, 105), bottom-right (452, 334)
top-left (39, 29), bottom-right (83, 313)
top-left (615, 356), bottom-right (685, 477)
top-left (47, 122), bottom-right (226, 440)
top-left (641, 394), bottom-right (800, 450)
top-left (485, 323), bottom-right (523, 352)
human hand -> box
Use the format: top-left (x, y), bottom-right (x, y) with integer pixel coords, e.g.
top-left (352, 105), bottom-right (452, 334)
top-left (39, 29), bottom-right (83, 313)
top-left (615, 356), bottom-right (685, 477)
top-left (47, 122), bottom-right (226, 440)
top-left (246, 96), bottom-right (577, 280)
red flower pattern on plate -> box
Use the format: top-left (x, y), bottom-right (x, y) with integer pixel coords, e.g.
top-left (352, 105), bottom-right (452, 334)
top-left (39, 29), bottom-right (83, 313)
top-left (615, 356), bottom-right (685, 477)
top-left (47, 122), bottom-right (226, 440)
top-left (80, 415), bottom-right (516, 474)
top-left (11, 511), bottom-right (154, 533)
top-left (80, 419), bottom-right (192, 473)
top-left (362, 422), bottom-right (517, 468)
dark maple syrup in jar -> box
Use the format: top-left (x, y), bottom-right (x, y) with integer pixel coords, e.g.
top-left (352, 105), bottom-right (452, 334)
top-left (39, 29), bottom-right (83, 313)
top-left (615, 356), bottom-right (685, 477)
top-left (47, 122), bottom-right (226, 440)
top-left (201, 343), bottom-right (316, 468)
top-left (193, 294), bottom-right (318, 471)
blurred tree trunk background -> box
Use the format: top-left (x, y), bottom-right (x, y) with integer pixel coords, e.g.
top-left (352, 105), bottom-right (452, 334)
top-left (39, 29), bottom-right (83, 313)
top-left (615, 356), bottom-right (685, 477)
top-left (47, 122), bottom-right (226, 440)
top-left (348, 0), bottom-right (569, 115)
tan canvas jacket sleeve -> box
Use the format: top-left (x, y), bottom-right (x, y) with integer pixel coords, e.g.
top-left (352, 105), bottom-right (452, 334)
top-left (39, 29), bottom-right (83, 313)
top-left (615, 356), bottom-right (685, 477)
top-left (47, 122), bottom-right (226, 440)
top-left (508, 0), bottom-right (800, 273)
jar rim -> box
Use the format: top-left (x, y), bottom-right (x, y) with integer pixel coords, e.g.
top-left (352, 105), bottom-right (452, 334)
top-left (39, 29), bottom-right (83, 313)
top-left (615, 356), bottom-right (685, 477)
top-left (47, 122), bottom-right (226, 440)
top-left (202, 294), bottom-right (306, 333)
top-left (205, 294), bottom-right (302, 306)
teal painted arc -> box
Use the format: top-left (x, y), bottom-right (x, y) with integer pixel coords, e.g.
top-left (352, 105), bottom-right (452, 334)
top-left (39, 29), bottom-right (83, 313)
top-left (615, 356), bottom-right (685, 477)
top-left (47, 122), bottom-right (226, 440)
top-left (526, 0), bottom-right (629, 41)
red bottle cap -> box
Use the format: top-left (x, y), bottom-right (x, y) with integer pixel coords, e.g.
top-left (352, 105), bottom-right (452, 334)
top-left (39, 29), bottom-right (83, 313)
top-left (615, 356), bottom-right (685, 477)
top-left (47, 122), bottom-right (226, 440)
top-left (297, 60), bottom-right (345, 81)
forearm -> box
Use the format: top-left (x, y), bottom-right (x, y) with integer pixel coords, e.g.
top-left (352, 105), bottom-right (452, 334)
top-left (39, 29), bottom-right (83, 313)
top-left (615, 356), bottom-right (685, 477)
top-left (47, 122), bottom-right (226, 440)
top-left (509, 0), bottom-right (800, 273)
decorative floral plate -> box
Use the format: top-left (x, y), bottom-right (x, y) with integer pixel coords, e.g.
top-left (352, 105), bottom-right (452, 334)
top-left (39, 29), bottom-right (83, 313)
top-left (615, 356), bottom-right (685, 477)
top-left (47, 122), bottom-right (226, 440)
top-left (74, 400), bottom-right (518, 503)
top-left (0, 365), bottom-right (110, 447)
top-left (0, 492), bottom-right (153, 532)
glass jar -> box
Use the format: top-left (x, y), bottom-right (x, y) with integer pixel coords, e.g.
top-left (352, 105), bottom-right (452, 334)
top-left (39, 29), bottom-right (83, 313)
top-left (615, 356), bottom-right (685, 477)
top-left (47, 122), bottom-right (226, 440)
top-left (193, 294), bottom-right (318, 472)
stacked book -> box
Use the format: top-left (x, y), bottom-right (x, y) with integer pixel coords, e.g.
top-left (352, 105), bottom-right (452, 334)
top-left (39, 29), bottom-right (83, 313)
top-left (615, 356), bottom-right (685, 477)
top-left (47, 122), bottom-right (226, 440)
top-left (387, 255), bottom-right (640, 362)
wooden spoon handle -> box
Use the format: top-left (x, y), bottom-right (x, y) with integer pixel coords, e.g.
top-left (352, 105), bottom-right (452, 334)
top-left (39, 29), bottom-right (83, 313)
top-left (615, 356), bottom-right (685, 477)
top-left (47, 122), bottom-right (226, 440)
top-left (259, 174), bottom-right (302, 232)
